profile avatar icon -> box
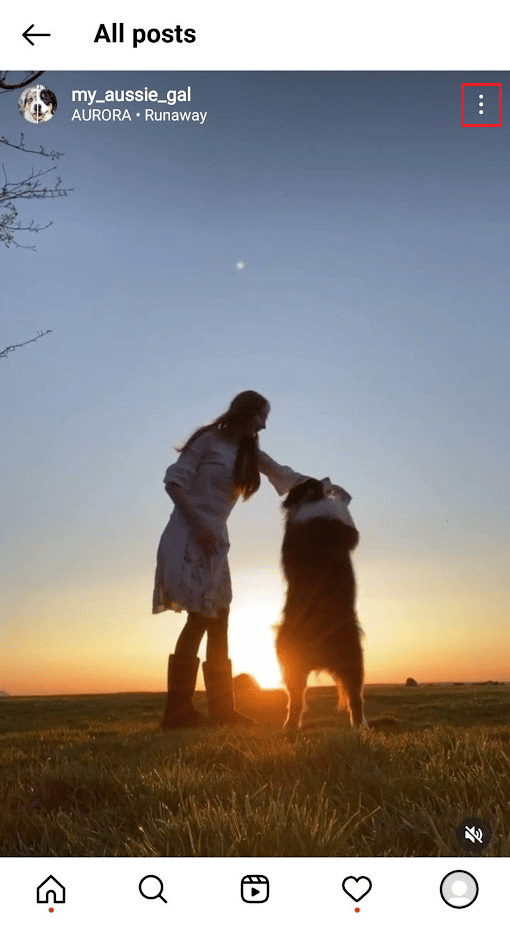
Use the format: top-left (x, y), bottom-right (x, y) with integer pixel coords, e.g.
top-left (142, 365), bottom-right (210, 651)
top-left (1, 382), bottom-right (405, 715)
top-left (18, 85), bottom-right (57, 123)
top-left (440, 870), bottom-right (478, 909)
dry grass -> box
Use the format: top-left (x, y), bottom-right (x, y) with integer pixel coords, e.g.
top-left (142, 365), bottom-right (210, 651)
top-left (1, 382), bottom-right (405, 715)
top-left (1, 685), bottom-right (509, 856)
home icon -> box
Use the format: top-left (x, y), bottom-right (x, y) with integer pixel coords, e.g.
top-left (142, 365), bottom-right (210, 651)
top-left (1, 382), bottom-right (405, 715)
top-left (37, 875), bottom-right (66, 904)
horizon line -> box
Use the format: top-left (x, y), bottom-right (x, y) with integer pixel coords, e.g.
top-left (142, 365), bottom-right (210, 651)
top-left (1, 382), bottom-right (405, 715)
top-left (2, 680), bottom-right (510, 698)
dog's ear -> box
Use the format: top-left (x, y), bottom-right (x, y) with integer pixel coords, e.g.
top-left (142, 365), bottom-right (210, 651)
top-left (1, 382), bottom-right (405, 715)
top-left (41, 88), bottom-right (57, 112)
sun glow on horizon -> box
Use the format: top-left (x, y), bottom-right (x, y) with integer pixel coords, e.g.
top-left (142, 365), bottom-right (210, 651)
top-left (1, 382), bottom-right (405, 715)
top-left (229, 602), bottom-right (283, 689)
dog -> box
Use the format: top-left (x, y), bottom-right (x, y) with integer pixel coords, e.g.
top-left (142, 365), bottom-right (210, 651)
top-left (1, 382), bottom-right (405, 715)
top-left (18, 85), bottom-right (57, 124)
top-left (275, 478), bottom-right (366, 730)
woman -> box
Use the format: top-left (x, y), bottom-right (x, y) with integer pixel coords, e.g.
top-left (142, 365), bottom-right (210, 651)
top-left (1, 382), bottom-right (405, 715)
top-left (152, 390), bottom-right (347, 728)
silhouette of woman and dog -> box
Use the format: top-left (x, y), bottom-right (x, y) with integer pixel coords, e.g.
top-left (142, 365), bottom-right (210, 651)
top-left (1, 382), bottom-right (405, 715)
top-left (152, 390), bottom-right (364, 729)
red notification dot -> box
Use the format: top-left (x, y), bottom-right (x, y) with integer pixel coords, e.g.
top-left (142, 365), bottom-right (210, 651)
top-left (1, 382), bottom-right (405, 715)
top-left (355, 908), bottom-right (360, 913)
top-left (49, 908), bottom-right (54, 913)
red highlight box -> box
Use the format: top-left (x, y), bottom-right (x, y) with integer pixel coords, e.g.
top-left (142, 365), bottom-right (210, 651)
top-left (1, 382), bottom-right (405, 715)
top-left (461, 83), bottom-right (502, 127)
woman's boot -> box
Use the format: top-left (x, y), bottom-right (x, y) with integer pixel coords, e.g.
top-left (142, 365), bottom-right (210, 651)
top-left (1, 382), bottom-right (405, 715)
top-left (202, 659), bottom-right (256, 725)
top-left (160, 654), bottom-right (208, 728)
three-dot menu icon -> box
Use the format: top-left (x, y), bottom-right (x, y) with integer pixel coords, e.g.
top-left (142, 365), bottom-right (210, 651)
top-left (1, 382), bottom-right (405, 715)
top-left (461, 83), bottom-right (502, 126)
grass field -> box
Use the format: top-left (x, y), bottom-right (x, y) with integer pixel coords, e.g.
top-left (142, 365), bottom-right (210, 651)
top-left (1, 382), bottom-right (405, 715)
top-left (1, 685), bottom-right (509, 857)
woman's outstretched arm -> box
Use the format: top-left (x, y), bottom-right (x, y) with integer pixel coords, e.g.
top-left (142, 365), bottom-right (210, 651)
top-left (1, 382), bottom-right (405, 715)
top-left (257, 449), bottom-right (311, 496)
top-left (258, 450), bottom-right (352, 502)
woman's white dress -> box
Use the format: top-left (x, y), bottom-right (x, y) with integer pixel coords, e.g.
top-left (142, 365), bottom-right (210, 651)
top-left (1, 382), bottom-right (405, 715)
top-left (152, 427), bottom-right (311, 619)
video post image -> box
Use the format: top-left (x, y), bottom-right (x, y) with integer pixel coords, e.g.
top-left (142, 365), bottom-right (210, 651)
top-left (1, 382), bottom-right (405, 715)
top-left (1, 69), bottom-right (509, 859)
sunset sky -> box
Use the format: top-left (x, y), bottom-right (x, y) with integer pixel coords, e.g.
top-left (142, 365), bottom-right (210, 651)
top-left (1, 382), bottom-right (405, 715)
top-left (1, 71), bottom-right (509, 694)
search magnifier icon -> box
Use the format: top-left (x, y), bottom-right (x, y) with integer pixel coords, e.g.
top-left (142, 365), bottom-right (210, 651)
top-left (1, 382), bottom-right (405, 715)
top-left (139, 875), bottom-right (167, 904)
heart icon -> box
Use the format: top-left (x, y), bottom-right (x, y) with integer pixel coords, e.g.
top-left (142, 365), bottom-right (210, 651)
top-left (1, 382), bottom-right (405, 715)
top-left (342, 876), bottom-right (372, 902)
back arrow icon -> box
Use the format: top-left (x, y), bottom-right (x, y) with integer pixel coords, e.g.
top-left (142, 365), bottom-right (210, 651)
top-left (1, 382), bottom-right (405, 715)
top-left (23, 25), bottom-right (51, 46)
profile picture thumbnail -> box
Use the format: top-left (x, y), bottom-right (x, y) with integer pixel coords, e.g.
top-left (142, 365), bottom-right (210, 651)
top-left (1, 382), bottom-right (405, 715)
top-left (18, 85), bottom-right (57, 124)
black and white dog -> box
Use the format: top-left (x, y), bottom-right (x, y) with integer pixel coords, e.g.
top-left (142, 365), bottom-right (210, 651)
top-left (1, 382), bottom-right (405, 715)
top-left (18, 85), bottom-right (57, 124)
top-left (276, 478), bottom-right (366, 731)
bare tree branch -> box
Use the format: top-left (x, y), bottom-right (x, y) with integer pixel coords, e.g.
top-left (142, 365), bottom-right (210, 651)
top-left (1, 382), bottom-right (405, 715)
top-left (0, 162), bottom-right (71, 249)
top-left (0, 132), bottom-right (64, 161)
top-left (0, 71), bottom-right (65, 357)
top-left (1, 330), bottom-right (53, 360)
top-left (0, 71), bottom-right (44, 91)
top-left (0, 131), bottom-right (72, 251)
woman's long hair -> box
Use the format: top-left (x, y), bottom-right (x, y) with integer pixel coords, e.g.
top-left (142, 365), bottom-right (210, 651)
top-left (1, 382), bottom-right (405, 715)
top-left (175, 390), bottom-right (270, 501)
